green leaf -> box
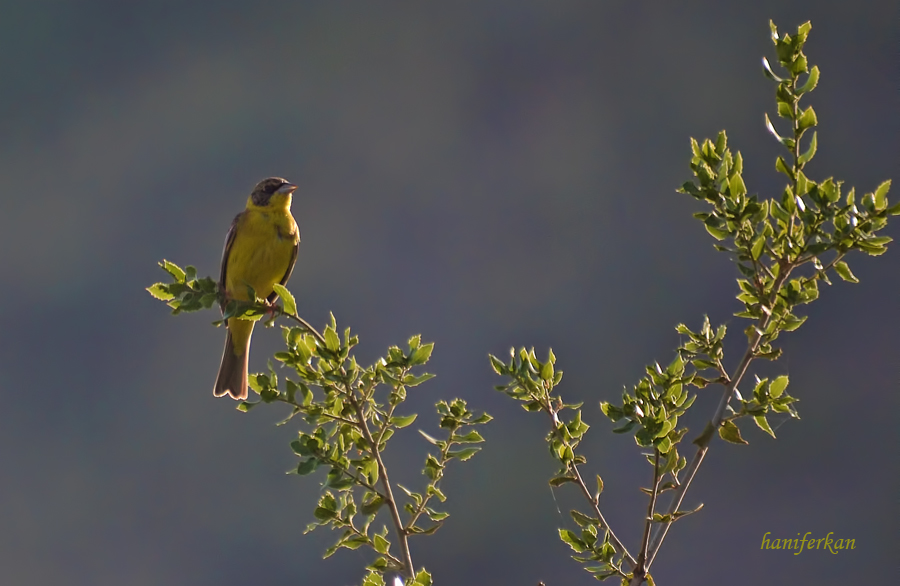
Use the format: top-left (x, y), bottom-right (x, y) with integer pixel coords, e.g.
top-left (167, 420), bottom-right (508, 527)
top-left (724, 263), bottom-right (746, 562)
top-left (833, 261), bottom-right (859, 283)
top-left (362, 571), bottom-right (385, 586)
top-left (769, 375), bottom-right (789, 398)
top-left (488, 354), bottom-right (505, 374)
top-left (540, 359), bottom-right (554, 382)
top-left (666, 354), bottom-right (684, 376)
top-left (402, 373), bottom-right (435, 387)
top-left (718, 420), bottom-right (748, 445)
top-left (873, 180), bottom-right (891, 210)
top-left (797, 106), bottom-right (817, 131)
top-left (761, 56), bottom-right (784, 82)
top-left (775, 156), bottom-right (793, 180)
top-left (776, 100), bottom-right (793, 119)
top-left (313, 506), bottom-right (337, 521)
top-left (390, 414), bottom-right (417, 428)
top-left (146, 283), bottom-right (175, 301)
top-left (729, 173), bottom-right (747, 198)
top-left (798, 65), bottom-right (819, 94)
top-left (559, 529), bottom-right (587, 553)
top-left (470, 413), bottom-right (493, 425)
top-left (418, 430), bottom-right (442, 446)
top-left (407, 334), bottom-right (421, 350)
top-left (360, 495), bottom-right (385, 515)
top-left (612, 421), bottom-right (637, 434)
top-left (425, 507), bottom-right (449, 521)
top-left (413, 569), bottom-right (433, 586)
top-left (705, 224), bottom-right (730, 241)
top-left (781, 314), bottom-right (807, 331)
top-left (451, 430), bottom-right (485, 443)
top-left (549, 475), bottom-right (576, 487)
top-left (324, 326), bottom-right (340, 352)
top-left (396, 484), bottom-right (423, 507)
top-left (798, 131), bottom-right (817, 166)
top-left (715, 130), bottom-right (728, 155)
top-left (295, 458), bottom-right (318, 475)
top-left (160, 260), bottom-right (186, 283)
top-left (373, 533), bottom-right (389, 554)
top-left (765, 113), bottom-right (784, 144)
top-left (673, 502), bottom-right (705, 520)
top-left (446, 447), bottom-right (480, 461)
top-left (325, 471), bottom-right (354, 490)
top-left (789, 53), bottom-right (808, 76)
top-left (409, 342), bottom-right (435, 366)
top-left (690, 137), bottom-right (702, 159)
top-left (272, 284), bottom-right (296, 315)
top-left (754, 415), bottom-right (776, 438)
top-left (750, 234), bottom-right (766, 260)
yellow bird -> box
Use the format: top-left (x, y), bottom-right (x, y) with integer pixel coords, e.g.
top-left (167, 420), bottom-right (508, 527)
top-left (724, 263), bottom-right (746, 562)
top-left (214, 177), bottom-right (300, 400)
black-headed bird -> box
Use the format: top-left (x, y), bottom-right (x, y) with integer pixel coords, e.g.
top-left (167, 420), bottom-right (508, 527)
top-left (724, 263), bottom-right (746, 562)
top-left (214, 177), bottom-right (300, 400)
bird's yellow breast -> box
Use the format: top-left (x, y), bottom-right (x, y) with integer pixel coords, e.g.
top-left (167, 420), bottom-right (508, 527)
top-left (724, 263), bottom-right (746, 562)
top-left (225, 208), bottom-right (298, 301)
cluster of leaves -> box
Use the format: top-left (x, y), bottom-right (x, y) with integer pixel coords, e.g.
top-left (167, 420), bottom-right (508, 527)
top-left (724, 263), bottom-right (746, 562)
top-left (489, 20), bottom-right (894, 586)
top-left (673, 317), bottom-right (799, 447)
top-left (148, 262), bottom-right (490, 586)
top-left (490, 348), bottom-right (636, 581)
top-left (146, 261), bottom-right (219, 313)
top-left (146, 260), bottom-right (273, 326)
top-left (684, 21), bottom-right (894, 352)
top-left (599, 354), bottom-right (693, 458)
top-left (599, 351), bottom-right (697, 508)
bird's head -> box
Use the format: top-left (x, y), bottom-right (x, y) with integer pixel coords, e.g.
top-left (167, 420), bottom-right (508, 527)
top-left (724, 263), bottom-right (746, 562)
top-left (248, 177), bottom-right (298, 209)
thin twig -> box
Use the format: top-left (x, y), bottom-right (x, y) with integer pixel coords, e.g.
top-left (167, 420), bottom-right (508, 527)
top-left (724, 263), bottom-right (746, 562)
top-left (313, 448), bottom-right (381, 494)
top-left (405, 427), bottom-right (453, 532)
top-left (275, 399), bottom-right (360, 427)
top-left (278, 309), bottom-right (329, 346)
top-left (629, 449), bottom-right (662, 586)
top-left (542, 397), bottom-right (637, 568)
top-left (570, 451), bottom-right (637, 568)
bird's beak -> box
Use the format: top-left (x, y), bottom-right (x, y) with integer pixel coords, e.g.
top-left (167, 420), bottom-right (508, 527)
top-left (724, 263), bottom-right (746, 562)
top-left (277, 183), bottom-right (298, 195)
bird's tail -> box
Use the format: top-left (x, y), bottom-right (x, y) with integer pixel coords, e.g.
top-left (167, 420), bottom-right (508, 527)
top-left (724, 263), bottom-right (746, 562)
top-left (214, 328), bottom-right (250, 400)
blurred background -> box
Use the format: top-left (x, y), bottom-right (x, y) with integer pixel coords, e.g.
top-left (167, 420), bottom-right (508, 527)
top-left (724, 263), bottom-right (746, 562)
top-left (1, 1), bottom-right (896, 585)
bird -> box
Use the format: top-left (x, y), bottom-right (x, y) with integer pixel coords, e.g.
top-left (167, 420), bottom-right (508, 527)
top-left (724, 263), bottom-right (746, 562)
top-left (213, 177), bottom-right (300, 400)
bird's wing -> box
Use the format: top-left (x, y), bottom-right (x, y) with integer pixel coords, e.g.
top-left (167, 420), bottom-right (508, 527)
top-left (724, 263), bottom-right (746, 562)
top-left (267, 230), bottom-right (300, 304)
top-left (219, 211), bottom-right (244, 310)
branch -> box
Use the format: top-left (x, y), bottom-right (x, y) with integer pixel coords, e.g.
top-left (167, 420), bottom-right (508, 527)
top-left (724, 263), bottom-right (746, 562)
top-left (543, 402), bottom-right (637, 569)
top-left (629, 449), bottom-right (662, 586)
top-left (570, 463), bottom-right (637, 569)
top-left (351, 393), bottom-right (415, 581)
top-left (404, 427), bottom-right (454, 533)
top-left (645, 264), bottom-right (793, 569)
